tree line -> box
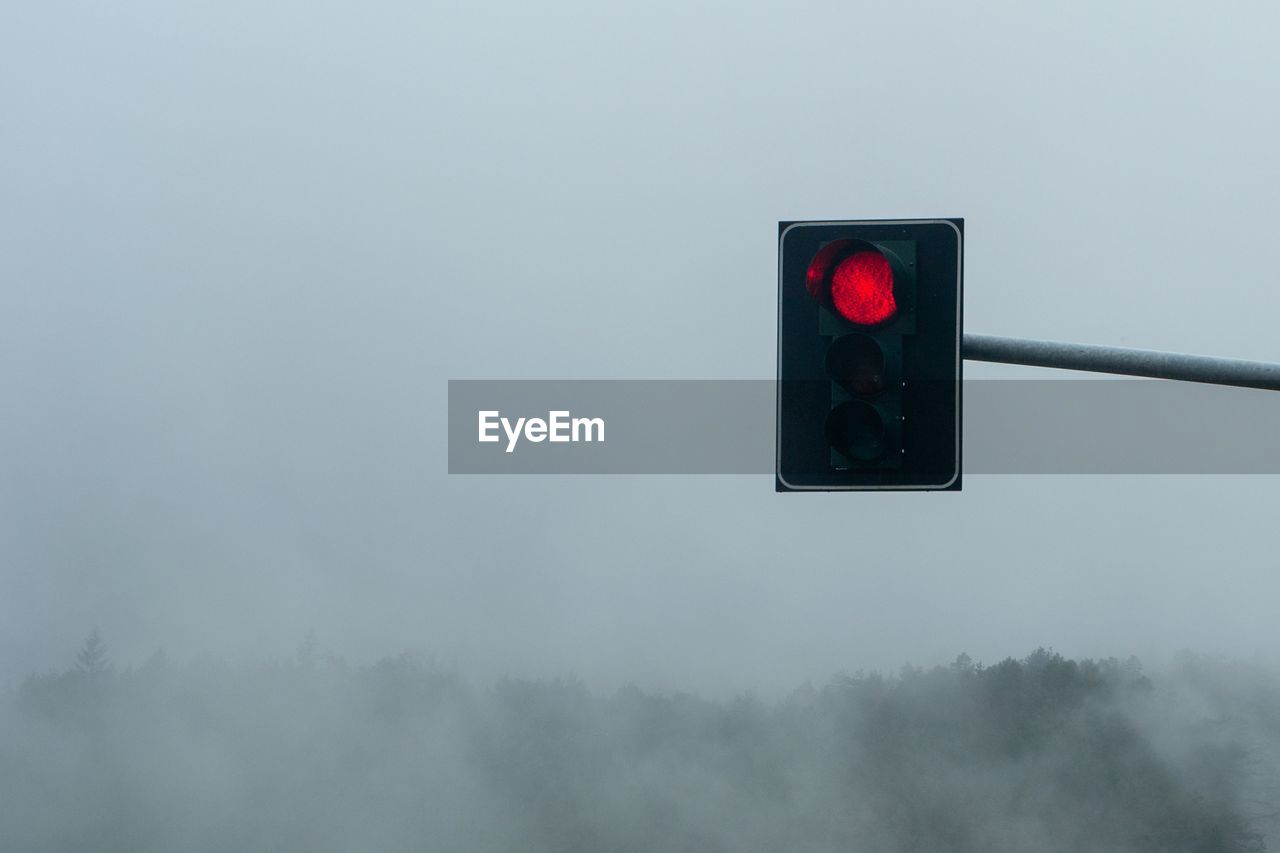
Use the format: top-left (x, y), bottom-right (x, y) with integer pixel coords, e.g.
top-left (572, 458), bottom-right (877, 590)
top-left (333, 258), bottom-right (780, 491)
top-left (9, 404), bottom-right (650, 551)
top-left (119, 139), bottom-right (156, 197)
top-left (1, 636), bottom-right (1271, 853)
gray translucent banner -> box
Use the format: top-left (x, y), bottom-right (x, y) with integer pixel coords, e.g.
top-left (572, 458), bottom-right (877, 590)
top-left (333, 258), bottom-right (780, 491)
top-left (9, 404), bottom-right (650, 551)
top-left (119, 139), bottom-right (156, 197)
top-left (448, 380), bottom-right (1280, 474)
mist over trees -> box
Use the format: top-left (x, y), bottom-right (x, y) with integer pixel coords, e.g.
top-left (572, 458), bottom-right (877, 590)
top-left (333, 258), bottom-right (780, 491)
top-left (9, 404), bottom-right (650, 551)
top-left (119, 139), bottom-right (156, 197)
top-left (1, 639), bottom-right (1275, 852)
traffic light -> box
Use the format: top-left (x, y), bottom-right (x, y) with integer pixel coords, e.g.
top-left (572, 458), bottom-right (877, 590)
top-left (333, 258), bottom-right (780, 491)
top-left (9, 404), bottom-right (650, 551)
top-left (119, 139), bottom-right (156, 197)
top-left (777, 219), bottom-right (963, 491)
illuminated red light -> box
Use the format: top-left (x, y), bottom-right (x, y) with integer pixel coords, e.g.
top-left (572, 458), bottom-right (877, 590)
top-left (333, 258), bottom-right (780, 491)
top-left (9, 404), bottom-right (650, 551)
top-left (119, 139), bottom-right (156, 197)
top-left (805, 241), bottom-right (847, 299)
top-left (831, 251), bottom-right (896, 326)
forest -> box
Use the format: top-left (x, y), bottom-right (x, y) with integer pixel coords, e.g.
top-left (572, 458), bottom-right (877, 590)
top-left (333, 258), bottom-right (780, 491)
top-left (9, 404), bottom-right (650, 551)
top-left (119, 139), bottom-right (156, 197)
top-left (2, 637), bottom-right (1277, 852)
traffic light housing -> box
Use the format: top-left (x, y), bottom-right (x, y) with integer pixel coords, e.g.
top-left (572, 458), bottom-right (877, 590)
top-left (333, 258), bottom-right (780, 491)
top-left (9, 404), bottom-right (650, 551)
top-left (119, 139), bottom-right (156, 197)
top-left (777, 219), bottom-right (963, 491)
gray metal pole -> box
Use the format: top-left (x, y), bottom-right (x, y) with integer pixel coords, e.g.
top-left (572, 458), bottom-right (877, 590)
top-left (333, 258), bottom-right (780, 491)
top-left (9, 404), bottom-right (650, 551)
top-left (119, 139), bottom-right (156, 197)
top-left (963, 334), bottom-right (1280, 391)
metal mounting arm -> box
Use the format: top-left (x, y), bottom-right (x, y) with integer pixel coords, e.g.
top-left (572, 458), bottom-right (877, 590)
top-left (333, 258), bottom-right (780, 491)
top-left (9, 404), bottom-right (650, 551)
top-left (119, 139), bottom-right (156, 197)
top-left (963, 334), bottom-right (1280, 391)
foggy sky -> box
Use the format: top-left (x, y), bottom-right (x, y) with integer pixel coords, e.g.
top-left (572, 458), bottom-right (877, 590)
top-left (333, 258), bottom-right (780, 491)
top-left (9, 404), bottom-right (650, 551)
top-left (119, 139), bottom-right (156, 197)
top-left (2, 0), bottom-right (1279, 695)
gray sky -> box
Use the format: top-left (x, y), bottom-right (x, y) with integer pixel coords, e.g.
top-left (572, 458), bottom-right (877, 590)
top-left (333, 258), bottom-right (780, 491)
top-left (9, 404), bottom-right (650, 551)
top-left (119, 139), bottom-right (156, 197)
top-left (2, 0), bottom-right (1278, 695)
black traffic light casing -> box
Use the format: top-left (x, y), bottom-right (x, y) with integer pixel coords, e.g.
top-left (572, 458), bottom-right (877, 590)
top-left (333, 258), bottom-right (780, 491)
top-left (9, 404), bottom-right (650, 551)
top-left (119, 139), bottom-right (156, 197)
top-left (777, 219), bottom-right (963, 491)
